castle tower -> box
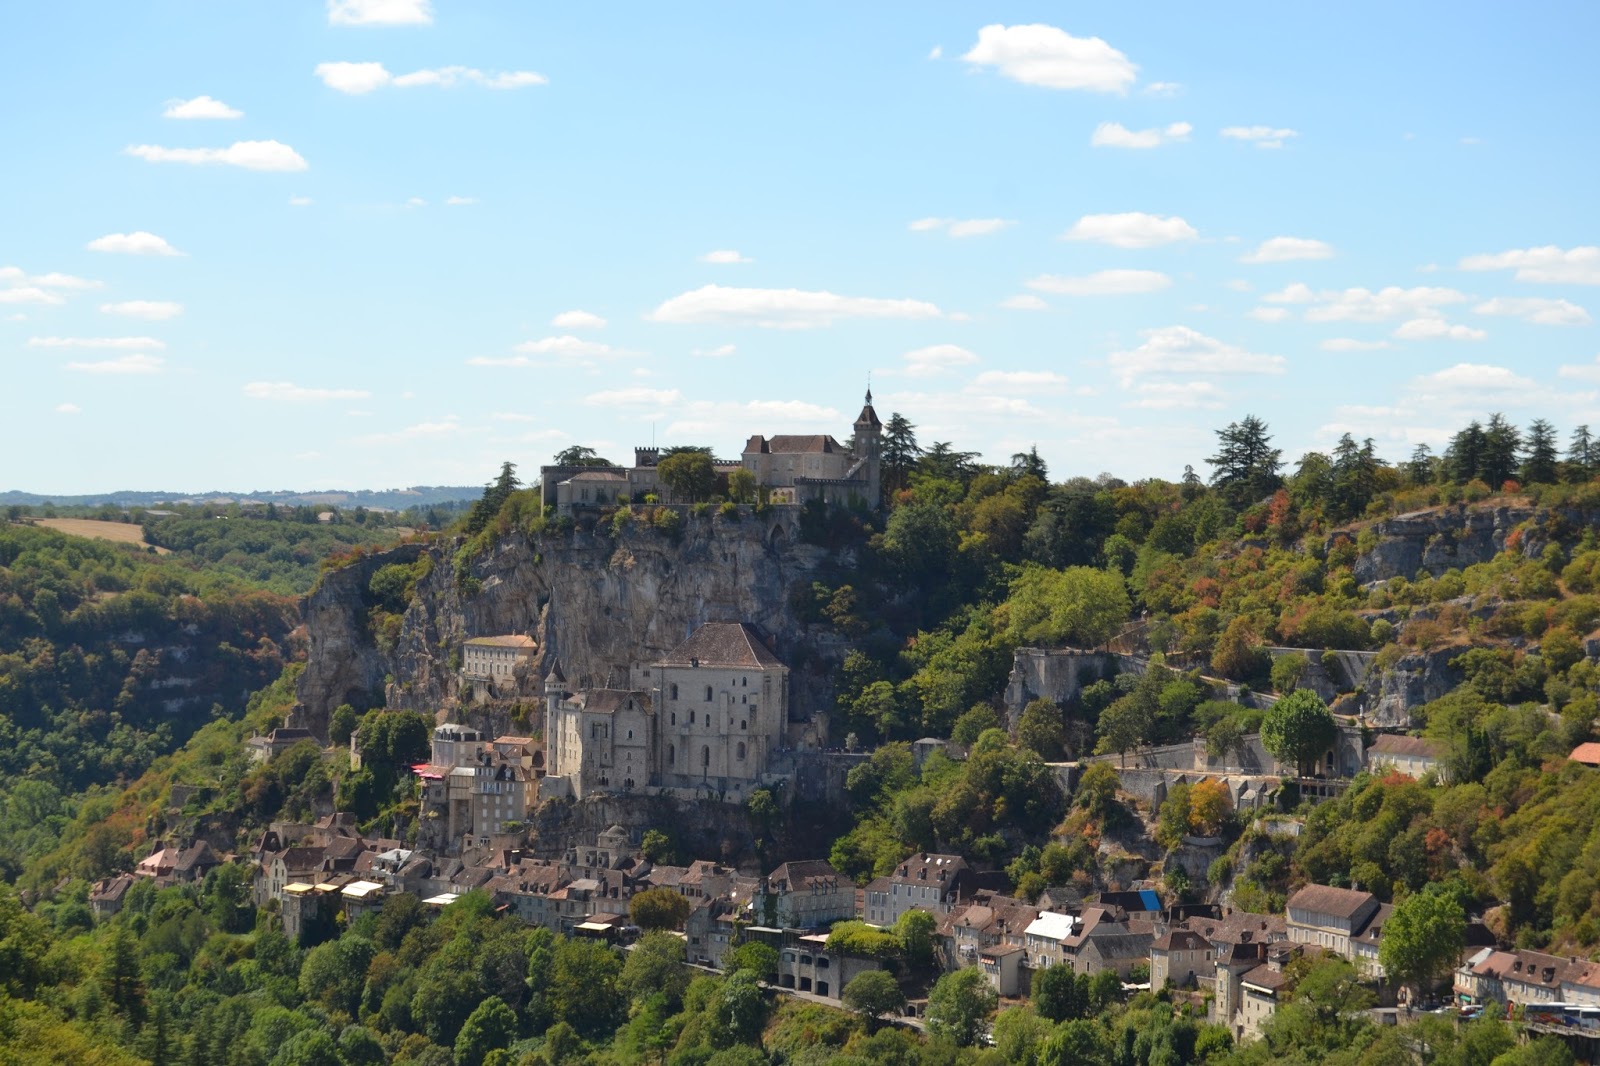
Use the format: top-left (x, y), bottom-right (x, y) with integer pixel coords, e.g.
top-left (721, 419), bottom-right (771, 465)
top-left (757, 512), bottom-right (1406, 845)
top-left (543, 660), bottom-right (566, 776)
top-left (852, 388), bottom-right (883, 505)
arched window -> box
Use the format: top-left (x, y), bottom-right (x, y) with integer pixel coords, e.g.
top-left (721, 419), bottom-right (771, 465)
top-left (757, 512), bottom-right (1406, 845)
top-left (667, 744), bottom-right (675, 765)
top-left (670, 683), bottom-right (678, 700)
top-left (705, 685), bottom-right (713, 702)
top-left (736, 742), bottom-right (746, 760)
top-left (702, 746), bottom-right (710, 768)
top-left (671, 712), bottom-right (676, 725)
top-left (690, 710), bottom-right (696, 725)
top-left (740, 720), bottom-right (746, 731)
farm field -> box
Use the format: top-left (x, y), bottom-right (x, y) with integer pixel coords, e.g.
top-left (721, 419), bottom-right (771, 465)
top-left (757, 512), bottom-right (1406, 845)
top-left (30, 517), bottom-right (169, 552)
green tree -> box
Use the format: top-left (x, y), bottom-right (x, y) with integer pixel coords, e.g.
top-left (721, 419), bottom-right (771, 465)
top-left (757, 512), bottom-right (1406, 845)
top-left (548, 937), bottom-right (622, 1038)
top-left (952, 705), bottom-right (1001, 747)
top-left (657, 450), bottom-right (716, 502)
top-left (98, 925), bottom-right (146, 1027)
top-left (1096, 694), bottom-right (1151, 767)
top-left (927, 966), bottom-right (997, 1047)
top-left (727, 468), bottom-right (756, 504)
top-left (715, 969), bottom-right (769, 1047)
top-left (553, 445), bottom-right (612, 467)
top-left (1522, 419), bottom-right (1559, 485)
top-left (841, 970), bottom-right (905, 1029)
top-left (1017, 698), bottom-right (1065, 758)
top-left (629, 886), bottom-right (692, 932)
top-left (275, 1029), bottom-right (340, 1066)
top-left (466, 461), bottom-right (521, 535)
top-left (1567, 425), bottom-right (1597, 482)
top-left (1207, 415), bottom-right (1284, 508)
top-left (299, 935), bottom-right (375, 1016)
top-left (329, 703), bottom-right (359, 746)
top-left (1260, 689), bottom-right (1336, 777)
top-left (1032, 965), bottom-right (1087, 1023)
top-left (1270, 652), bottom-right (1308, 695)
top-left (1378, 888), bottom-right (1467, 997)
top-left (894, 908), bottom-right (938, 973)
top-left (881, 413), bottom-right (922, 498)
top-left (454, 996), bottom-right (517, 1066)
top-left (1039, 1019), bottom-right (1112, 1066)
top-left (622, 931), bottom-right (690, 1007)
top-left (727, 941), bottom-right (778, 982)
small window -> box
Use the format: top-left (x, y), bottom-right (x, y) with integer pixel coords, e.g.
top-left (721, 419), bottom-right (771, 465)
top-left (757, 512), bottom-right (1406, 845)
top-left (668, 744), bottom-right (675, 765)
top-left (702, 746), bottom-right (710, 768)
top-left (736, 742), bottom-right (746, 760)
top-left (671, 712), bottom-right (676, 725)
top-left (705, 686), bottom-right (713, 702)
top-left (670, 683), bottom-right (678, 700)
top-left (740, 720), bottom-right (746, 730)
top-left (690, 711), bottom-right (696, 725)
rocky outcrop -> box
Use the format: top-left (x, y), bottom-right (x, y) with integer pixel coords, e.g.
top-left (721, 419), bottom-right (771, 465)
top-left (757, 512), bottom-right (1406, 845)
top-left (1352, 647), bottom-right (1464, 728)
top-left (296, 510), bottom-right (842, 737)
top-left (292, 542), bottom-right (426, 735)
top-left (1351, 505), bottom-right (1538, 584)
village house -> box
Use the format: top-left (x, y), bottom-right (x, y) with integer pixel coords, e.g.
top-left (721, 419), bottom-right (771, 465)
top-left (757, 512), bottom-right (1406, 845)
top-left (245, 727), bottom-right (316, 765)
top-left (860, 853), bottom-right (973, 927)
top-left (1286, 883), bottom-right (1381, 960)
top-left (1366, 734), bottom-right (1451, 782)
top-left (1456, 947), bottom-right (1600, 1009)
top-left (776, 931), bottom-right (889, 1000)
top-left (89, 875), bottom-right (135, 920)
top-left (757, 860), bottom-right (853, 930)
top-left (414, 724), bottom-right (545, 852)
top-left (1151, 928), bottom-right (1214, 989)
top-left (1059, 905), bottom-right (1155, 979)
top-left (1022, 911), bottom-right (1078, 971)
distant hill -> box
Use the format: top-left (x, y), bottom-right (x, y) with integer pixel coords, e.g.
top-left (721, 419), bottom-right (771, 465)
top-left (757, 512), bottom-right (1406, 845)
top-left (0, 485), bottom-right (483, 509)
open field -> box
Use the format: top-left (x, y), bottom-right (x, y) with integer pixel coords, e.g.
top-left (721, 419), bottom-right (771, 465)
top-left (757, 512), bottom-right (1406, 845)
top-left (29, 518), bottom-right (170, 553)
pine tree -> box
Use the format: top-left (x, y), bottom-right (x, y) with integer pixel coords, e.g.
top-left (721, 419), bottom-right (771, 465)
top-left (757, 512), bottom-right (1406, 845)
top-left (1481, 413), bottom-right (1522, 488)
top-left (99, 926), bottom-right (146, 1027)
top-left (1206, 415), bottom-right (1283, 508)
top-left (1568, 425), bottom-right (1596, 483)
top-left (1446, 420), bottom-right (1486, 484)
top-left (1521, 419), bottom-right (1559, 485)
top-left (1010, 446), bottom-right (1048, 482)
top-left (1406, 443), bottom-right (1435, 486)
top-left (881, 413), bottom-right (921, 497)
top-left (465, 461), bottom-right (521, 535)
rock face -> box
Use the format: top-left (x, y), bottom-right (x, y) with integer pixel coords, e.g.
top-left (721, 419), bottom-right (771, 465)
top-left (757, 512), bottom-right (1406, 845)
top-left (1351, 505), bottom-right (1539, 584)
top-left (295, 510), bottom-right (841, 738)
top-left (294, 542), bottom-right (427, 733)
top-left (1354, 647), bottom-right (1464, 728)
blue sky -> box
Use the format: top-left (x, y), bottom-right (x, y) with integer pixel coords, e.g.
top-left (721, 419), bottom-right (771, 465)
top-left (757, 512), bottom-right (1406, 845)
top-left (4, 1), bottom-right (1599, 494)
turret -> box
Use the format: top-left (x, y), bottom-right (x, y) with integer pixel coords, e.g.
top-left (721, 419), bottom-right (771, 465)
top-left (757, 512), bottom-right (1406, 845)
top-left (543, 660), bottom-right (566, 775)
top-left (852, 388), bottom-right (883, 504)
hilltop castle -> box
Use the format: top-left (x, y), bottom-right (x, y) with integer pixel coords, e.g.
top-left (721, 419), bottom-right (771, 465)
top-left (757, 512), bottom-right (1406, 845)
top-left (540, 390), bottom-right (883, 513)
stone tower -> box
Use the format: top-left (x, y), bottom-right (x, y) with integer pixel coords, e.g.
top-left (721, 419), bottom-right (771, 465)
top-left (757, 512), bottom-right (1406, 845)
top-left (542, 660), bottom-right (565, 777)
top-left (852, 388), bottom-right (884, 506)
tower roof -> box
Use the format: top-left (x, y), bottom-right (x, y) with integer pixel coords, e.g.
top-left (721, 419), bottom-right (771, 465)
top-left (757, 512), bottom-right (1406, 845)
top-left (544, 658), bottom-right (565, 685)
top-left (854, 388), bottom-right (882, 429)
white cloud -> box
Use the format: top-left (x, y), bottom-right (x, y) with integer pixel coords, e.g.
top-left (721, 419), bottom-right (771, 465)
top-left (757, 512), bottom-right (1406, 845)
top-left (1392, 317), bottom-right (1487, 341)
top-left (1108, 325), bottom-right (1285, 384)
top-left (357, 417), bottom-right (467, 446)
top-left (878, 389), bottom-right (1049, 422)
top-left (289, 196), bottom-right (313, 207)
top-left (928, 45), bottom-right (942, 60)
top-left (513, 336), bottom-right (623, 357)
top-left (551, 309), bottom-right (606, 330)
top-left (1459, 245), bottom-right (1600, 285)
top-left (1299, 285), bottom-right (1469, 322)
top-left (163, 95), bottom-right (242, 120)
top-left (1262, 282), bottom-right (1316, 304)
top-left (700, 249), bottom-right (752, 264)
top-left (1143, 81), bottom-right (1182, 97)
top-left (1127, 381), bottom-right (1226, 409)
top-left (1221, 125), bottom-right (1299, 149)
top-left (969, 369), bottom-right (1069, 392)
top-left (243, 381), bottom-right (373, 401)
top-left (29, 336), bottom-right (166, 350)
top-left (327, 0), bottom-right (432, 26)
top-left (406, 197), bottom-right (427, 207)
top-left (908, 218), bottom-right (1015, 237)
top-left (1557, 356), bottom-right (1600, 383)
top-left (55, 403), bottom-right (81, 415)
top-left (1090, 120), bottom-right (1191, 149)
top-left (1026, 269), bottom-right (1170, 296)
top-left (314, 61), bottom-right (393, 94)
top-left (66, 354), bottom-right (165, 375)
top-left (99, 300), bottom-right (183, 321)
top-left (901, 344), bottom-right (979, 377)
top-left (1409, 363), bottom-right (1545, 408)
top-left (0, 287), bottom-right (64, 306)
top-left (693, 344), bottom-right (737, 358)
top-left (30, 272), bottom-right (101, 289)
top-left (87, 231), bottom-right (183, 256)
top-left (445, 195), bottom-right (476, 205)
top-left (1001, 294), bottom-right (1049, 311)
top-left (665, 399), bottom-right (844, 439)
top-left (1063, 211), bottom-right (1197, 248)
top-left (961, 23), bottom-right (1137, 93)
top-left (1240, 236), bottom-right (1334, 263)
top-left (315, 61), bottom-right (546, 94)
top-left (1320, 338), bottom-right (1393, 352)
top-left (1473, 296), bottom-right (1591, 326)
top-left (584, 387), bottom-right (682, 407)
top-left (126, 140), bottom-right (308, 171)
top-left (649, 284), bottom-right (942, 329)
top-left (1245, 307), bottom-right (1291, 322)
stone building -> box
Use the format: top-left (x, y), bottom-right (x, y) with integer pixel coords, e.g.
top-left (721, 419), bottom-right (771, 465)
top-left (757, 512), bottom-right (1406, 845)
top-left (542, 390), bottom-right (883, 513)
top-left (415, 725), bottom-right (544, 851)
top-left (461, 634), bottom-right (537, 701)
top-left (542, 676), bottom-right (654, 800)
top-left (859, 853), bottom-right (973, 927)
top-left (1286, 883), bottom-right (1381, 959)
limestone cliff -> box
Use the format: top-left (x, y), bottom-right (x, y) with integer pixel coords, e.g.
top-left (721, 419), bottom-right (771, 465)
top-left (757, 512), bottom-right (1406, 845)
top-left (295, 510), bottom-right (843, 737)
top-left (1350, 504), bottom-right (1542, 584)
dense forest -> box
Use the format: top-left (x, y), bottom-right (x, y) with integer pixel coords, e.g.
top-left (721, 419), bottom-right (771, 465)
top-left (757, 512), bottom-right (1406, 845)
top-left (7, 409), bottom-right (1600, 1065)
